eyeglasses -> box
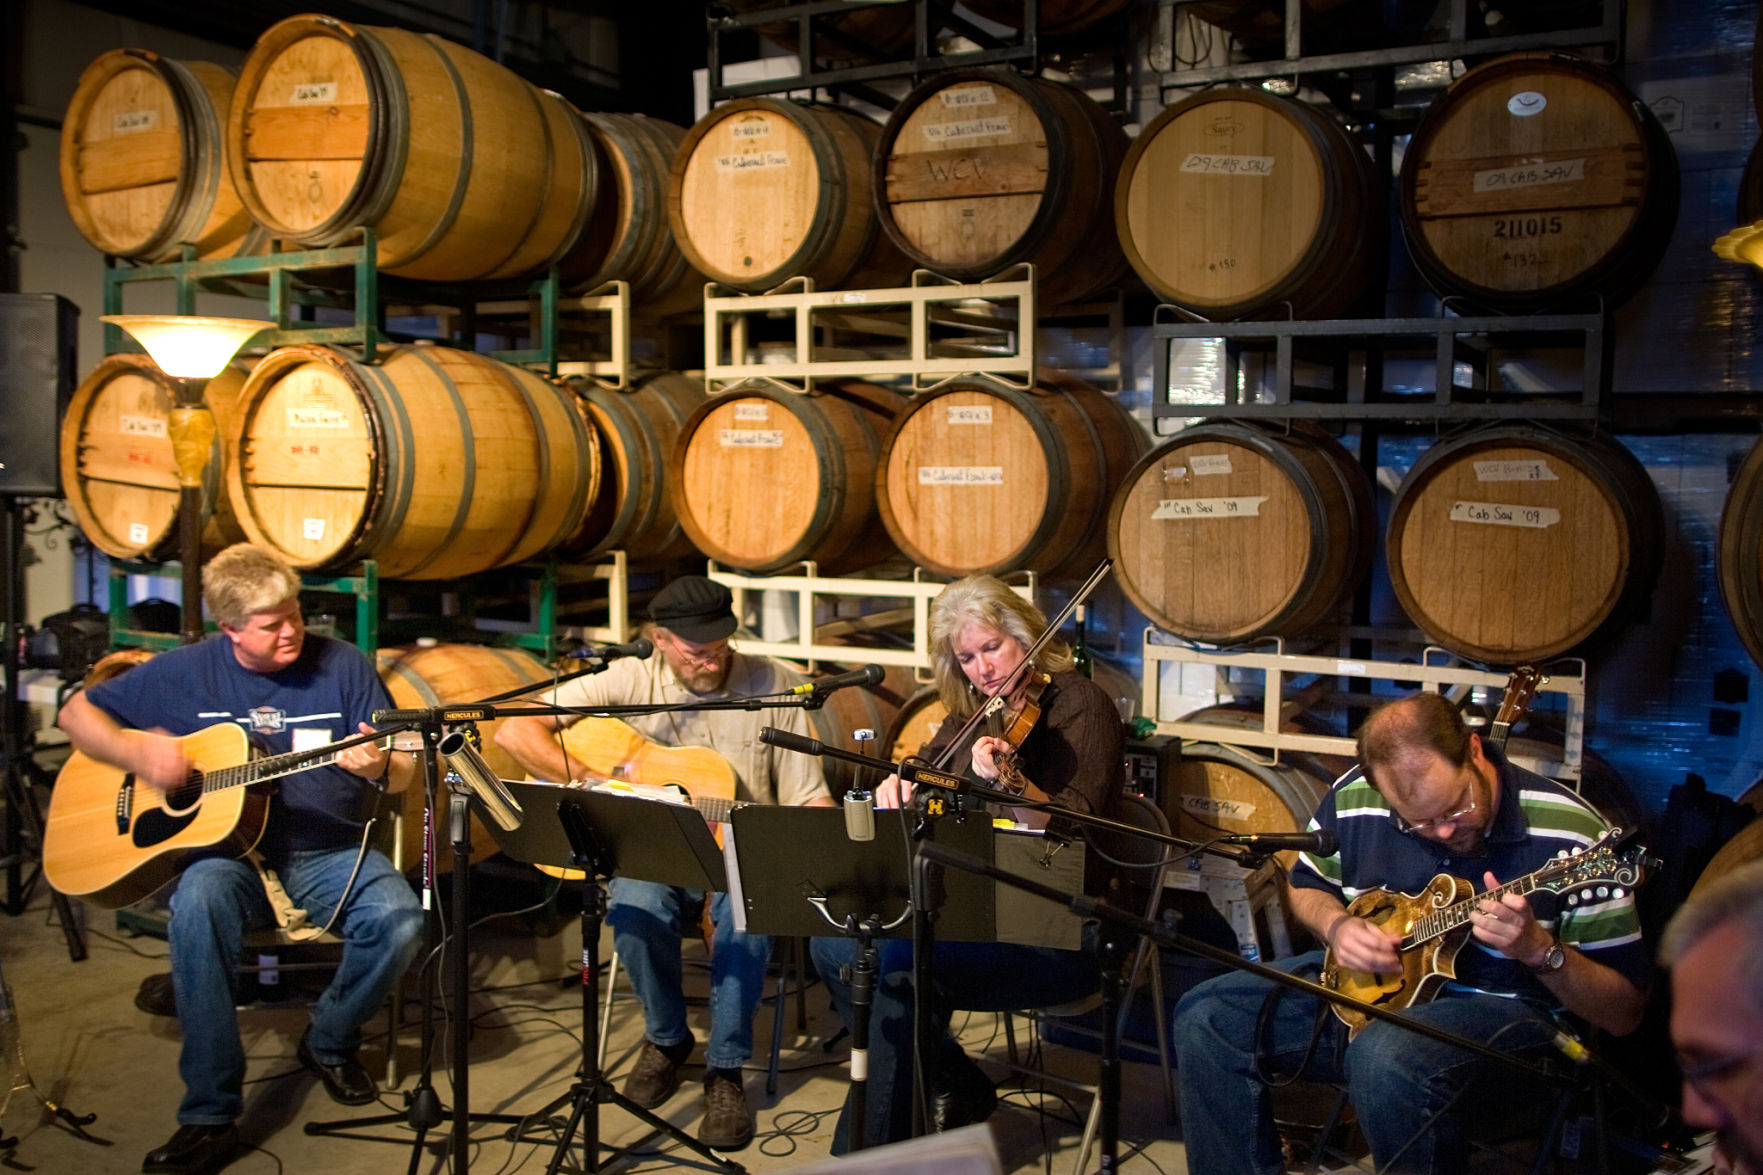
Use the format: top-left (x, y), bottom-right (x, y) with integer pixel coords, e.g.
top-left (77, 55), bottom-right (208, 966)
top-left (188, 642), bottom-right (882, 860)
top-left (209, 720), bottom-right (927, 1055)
top-left (665, 635), bottom-right (730, 664)
top-left (1677, 1043), bottom-right (1763, 1097)
top-left (1391, 792), bottom-right (1478, 836)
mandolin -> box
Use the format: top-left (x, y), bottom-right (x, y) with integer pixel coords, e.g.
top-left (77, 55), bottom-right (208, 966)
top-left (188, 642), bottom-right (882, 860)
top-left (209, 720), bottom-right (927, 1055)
top-left (1320, 829), bottom-right (1651, 1038)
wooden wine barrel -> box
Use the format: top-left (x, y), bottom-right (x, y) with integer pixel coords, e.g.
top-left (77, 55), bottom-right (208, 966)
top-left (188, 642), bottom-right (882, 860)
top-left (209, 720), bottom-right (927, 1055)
top-left (1398, 52), bottom-right (1679, 312)
top-left (1717, 433), bottom-right (1763, 672)
top-left (671, 381), bottom-right (906, 576)
top-left (377, 642), bottom-right (552, 871)
top-left (874, 69), bottom-right (1129, 306)
top-left (226, 344), bottom-right (596, 580)
top-left (878, 376), bottom-right (1145, 580)
top-left (60, 354), bottom-right (248, 561)
top-left (1116, 88), bottom-right (1379, 319)
top-left (562, 372), bottom-right (705, 565)
top-left (1107, 422), bottom-right (1375, 645)
top-left (1386, 426), bottom-right (1663, 665)
top-left (60, 50), bottom-right (267, 262)
top-left (667, 98), bottom-right (908, 293)
top-left (806, 665), bottom-right (917, 794)
top-left (563, 112), bottom-right (703, 314)
top-left (227, 15), bottom-right (595, 281)
top-left (960, 0), bottom-right (1135, 35)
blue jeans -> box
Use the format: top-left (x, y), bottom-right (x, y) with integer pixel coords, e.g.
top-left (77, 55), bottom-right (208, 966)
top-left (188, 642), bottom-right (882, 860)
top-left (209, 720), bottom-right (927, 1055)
top-left (169, 848), bottom-right (422, 1124)
top-left (605, 878), bottom-right (771, 1070)
top-left (811, 927), bottom-right (1101, 1152)
top-left (1174, 949), bottom-right (1562, 1175)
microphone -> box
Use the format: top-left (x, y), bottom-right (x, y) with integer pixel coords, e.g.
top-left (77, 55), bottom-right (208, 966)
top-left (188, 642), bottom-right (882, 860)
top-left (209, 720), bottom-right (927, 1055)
top-left (759, 727), bottom-right (825, 756)
top-left (1216, 829), bottom-right (1339, 855)
top-left (559, 637), bottom-right (654, 663)
top-left (789, 663), bottom-right (885, 696)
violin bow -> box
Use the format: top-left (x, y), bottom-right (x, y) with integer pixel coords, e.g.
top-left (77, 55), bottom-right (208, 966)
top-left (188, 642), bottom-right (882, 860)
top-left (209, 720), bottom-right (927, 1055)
top-left (927, 557), bottom-right (1114, 772)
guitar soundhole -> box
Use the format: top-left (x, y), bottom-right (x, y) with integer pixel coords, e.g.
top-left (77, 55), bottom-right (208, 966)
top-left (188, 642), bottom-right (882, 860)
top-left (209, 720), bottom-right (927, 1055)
top-left (162, 771), bottom-right (206, 817)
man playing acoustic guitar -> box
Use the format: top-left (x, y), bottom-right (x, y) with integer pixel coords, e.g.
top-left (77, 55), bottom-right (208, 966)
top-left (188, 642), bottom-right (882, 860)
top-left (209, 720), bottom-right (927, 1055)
top-left (1175, 691), bottom-right (1647, 1175)
top-left (494, 575), bottom-right (832, 1151)
top-left (57, 543), bottom-right (422, 1175)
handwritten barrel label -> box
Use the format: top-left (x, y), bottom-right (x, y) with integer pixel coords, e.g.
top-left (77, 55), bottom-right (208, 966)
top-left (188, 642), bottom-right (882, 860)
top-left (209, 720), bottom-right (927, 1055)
top-left (945, 405), bottom-right (992, 425)
top-left (1448, 500), bottom-right (1561, 529)
top-left (1180, 153), bottom-right (1276, 176)
top-left (1474, 459), bottom-right (1557, 482)
top-left (730, 120), bottom-right (771, 138)
top-left (719, 429), bottom-right (784, 448)
top-left (119, 414), bottom-right (168, 438)
top-left (288, 405), bottom-right (349, 429)
top-left (939, 85), bottom-right (997, 108)
top-left (715, 151), bottom-right (791, 172)
top-left (289, 82), bottom-right (338, 105)
top-left (303, 518), bottom-right (326, 541)
top-left (1151, 495), bottom-right (1269, 520)
top-left (733, 403), bottom-right (769, 421)
top-left (112, 109), bottom-right (158, 134)
top-left (1472, 158), bottom-right (1584, 193)
top-left (128, 522), bottom-right (150, 545)
top-left (1189, 454), bottom-right (1234, 475)
top-left (918, 466), bottom-right (1004, 485)
top-left (922, 117), bottom-right (1012, 144)
top-left (1182, 794), bottom-right (1255, 821)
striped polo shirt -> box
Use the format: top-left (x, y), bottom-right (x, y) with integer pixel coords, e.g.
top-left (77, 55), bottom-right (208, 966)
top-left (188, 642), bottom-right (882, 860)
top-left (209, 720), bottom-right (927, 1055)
top-left (1290, 744), bottom-right (1650, 997)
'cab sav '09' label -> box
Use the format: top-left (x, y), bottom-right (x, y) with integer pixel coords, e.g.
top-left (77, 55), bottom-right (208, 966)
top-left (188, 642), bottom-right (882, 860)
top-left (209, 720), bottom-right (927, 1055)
top-left (1448, 500), bottom-right (1561, 529)
top-left (1473, 157), bottom-right (1584, 193)
top-left (1474, 459), bottom-right (1557, 482)
top-left (939, 85), bottom-right (997, 108)
top-left (1179, 153), bottom-right (1276, 176)
top-left (715, 151), bottom-right (791, 172)
top-left (112, 109), bottom-right (158, 134)
top-left (1151, 495), bottom-right (1269, 520)
top-left (945, 405), bottom-right (992, 425)
top-left (922, 117), bottom-right (1012, 144)
top-left (918, 466), bottom-right (1004, 485)
top-left (719, 429), bottom-right (784, 448)
top-left (289, 82), bottom-right (338, 105)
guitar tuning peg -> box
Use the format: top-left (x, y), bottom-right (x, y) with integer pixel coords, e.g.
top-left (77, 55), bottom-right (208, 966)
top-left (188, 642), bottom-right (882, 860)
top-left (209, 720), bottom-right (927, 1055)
top-left (1595, 886), bottom-right (1609, 898)
top-left (1612, 888), bottom-right (1625, 900)
top-left (1566, 893), bottom-right (1580, 906)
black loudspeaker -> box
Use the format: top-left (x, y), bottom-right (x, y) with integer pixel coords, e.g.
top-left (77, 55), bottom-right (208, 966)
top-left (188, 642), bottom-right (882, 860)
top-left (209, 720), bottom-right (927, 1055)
top-left (0, 293), bottom-right (79, 497)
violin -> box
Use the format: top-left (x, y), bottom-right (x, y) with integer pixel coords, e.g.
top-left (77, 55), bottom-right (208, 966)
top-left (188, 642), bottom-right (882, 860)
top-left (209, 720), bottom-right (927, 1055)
top-left (985, 666), bottom-right (1051, 797)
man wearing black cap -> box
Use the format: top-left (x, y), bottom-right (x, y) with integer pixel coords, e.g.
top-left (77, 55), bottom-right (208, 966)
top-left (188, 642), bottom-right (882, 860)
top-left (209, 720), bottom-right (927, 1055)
top-left (495, 575), bottom-right (831, 1150)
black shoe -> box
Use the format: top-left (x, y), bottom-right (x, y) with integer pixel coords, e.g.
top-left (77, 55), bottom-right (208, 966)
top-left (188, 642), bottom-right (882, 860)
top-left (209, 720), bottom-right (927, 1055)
top-left (135, 973), bottom-right (178, 1018)
top-left (929, 1056), bottom-right (998, 1133)
top-left (698, 1070), bottom-right (755, 1151)
top-left (624, 1037), bottom-right (692, 1109)
top-left (298, 1028), bottom-right (377, 1105)
top-left (142, 1123), bottom-right (238, 1174)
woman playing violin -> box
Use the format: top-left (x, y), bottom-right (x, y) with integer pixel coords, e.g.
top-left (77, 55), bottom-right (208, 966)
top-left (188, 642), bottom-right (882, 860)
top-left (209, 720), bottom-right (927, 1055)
top-left (813, 574), bottom-right (1126, 1152)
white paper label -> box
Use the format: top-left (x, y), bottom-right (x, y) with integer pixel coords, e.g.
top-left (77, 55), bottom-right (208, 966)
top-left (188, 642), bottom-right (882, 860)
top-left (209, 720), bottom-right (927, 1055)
top-left (1507, 90), bottom-right (1547, 117)
top-left (1189, 454), bottom-right (1234, 475)
top-left (1182, 794), bottom-right (1255, 821)
top-left (1335, 661), bottom-right (1368, 677)
top-left (720, 429), bottom-right (784, 448)
top-left (1152, 496), bottom-right (1269, 520)
top-left (290, 82), bottom-right (337, 105)
top-left (733, 404), bottom-right (769, 422)
top-left (112, 109), bottom-right (158, 134)
top-left (1449, 500), bottom-right (1561, 529)
top-left (946, 405), bottom-right (992, 425)
top-left (289, 405), bottom-right (349, 429)
top-left (1472, 158), bottom-right (1584, 193)
top-left (918, 466), bottom-right (1004, 485)
top-left (1180, 153), bottom-right (1276, 176)
top-left (119, 413), bottom-right (167, 438)
top-left (840, 291), bottom-right (867, 304)
top-left (292, 727), bottom-right (331, 753)
top-left (939, 85), bottom-right (997, 108)
top-left (128, 522), bottom-right (150, 545)
top-left (1162, 466), bottom-right (1188, 482)
top-left (1474, 459), bottom-right (1558, 482)
top-left (302, 517), bottom-right (326, 541)
top-left (922, 116), bottom-right (1012, 143)
top-left (715, 151), bottom-right (790, 171)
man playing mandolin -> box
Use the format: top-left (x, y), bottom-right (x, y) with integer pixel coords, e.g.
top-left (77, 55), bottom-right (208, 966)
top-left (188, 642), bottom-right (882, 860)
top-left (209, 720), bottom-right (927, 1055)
top-left (1175, 691), bottom-right (1647, 1175)
top-left (57, 543), bottom-right (422, 1175)
top-left (493, 575), bottom-right (831, 1152)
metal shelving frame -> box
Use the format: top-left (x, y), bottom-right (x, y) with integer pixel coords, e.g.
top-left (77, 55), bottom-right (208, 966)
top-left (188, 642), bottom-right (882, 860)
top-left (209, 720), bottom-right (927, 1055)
top-left (1149, 309), bottom-right (1609, 426)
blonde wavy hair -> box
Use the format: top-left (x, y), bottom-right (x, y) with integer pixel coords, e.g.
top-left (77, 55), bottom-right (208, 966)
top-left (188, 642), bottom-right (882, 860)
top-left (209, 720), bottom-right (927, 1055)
top-left (929, 575), bottom-right (1071, 722)
top-left (202, 543), bottom-right (301, 631)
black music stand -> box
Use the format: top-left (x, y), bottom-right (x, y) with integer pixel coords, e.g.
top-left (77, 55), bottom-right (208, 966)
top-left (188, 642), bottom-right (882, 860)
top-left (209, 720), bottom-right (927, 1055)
top-left (487, 779), bottom-right (745, 1175)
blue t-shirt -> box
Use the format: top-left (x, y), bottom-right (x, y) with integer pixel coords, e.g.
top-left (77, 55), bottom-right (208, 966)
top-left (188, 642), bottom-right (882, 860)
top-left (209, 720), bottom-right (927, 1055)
top-left (84, 633), bottom-right (392, 863)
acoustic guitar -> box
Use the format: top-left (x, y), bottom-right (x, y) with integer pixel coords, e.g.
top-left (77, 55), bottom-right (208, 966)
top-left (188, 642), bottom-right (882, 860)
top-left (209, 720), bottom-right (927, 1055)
top-left (44, 723), bottom-right (377, 909)
top-left (533, 716), bottom-right (743, 881)
top-left (1320, 828), bottom-right (1652, 1038)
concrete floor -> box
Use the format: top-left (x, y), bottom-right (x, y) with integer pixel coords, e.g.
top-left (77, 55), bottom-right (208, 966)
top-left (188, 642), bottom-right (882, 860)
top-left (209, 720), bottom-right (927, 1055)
top-left (0, 868), bottom-right (1197, 1175)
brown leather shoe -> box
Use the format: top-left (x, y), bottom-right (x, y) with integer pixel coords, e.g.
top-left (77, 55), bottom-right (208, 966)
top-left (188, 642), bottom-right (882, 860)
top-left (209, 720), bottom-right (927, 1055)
top-left (623, 1039), bottom-right (689, 1109)
top-left (142, 1123), bottom-right (238, 1174)
top-left (698, 1071), bottom-right (754, 1151)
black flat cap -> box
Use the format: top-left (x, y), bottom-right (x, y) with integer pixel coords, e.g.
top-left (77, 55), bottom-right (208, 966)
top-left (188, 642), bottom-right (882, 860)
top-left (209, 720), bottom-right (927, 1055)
top-left (649, 576), bottom-right (738, 642)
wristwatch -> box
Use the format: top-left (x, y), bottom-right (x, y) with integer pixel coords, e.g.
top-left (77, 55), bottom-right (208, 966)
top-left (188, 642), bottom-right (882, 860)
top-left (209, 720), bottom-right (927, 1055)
top-left (1527, 937), bottom-right (1567, 974)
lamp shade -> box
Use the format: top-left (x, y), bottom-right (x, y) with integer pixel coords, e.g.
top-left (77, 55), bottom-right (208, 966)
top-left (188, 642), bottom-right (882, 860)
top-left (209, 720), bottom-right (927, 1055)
top-left (102, 315), bottom-right (268, 378)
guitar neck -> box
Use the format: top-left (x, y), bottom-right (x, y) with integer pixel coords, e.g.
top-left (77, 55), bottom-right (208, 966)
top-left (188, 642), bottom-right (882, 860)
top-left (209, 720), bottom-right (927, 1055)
top-left (695, 796), bottom-right (744, 824)
top-left (197, 742), bottom-right (344, 795)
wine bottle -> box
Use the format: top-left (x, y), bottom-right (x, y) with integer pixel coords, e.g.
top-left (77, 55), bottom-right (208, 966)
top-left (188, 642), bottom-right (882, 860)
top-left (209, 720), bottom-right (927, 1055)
top-left (1072, 604), bottom-right (1094, 679)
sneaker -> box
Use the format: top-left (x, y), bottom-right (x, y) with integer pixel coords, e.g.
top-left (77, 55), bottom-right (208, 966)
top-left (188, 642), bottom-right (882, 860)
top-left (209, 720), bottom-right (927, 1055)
top-left (624, 1038), bottom-right (690, 1109)
top-left (142, 1122), bottom-right (238, 1174)
top-left (698, 1070), bottom-right (754, 1151)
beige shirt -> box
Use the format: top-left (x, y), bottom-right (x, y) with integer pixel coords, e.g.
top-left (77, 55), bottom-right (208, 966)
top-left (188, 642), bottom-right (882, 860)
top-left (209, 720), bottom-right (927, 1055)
top-left (542, 652), bottom-right (830, 808)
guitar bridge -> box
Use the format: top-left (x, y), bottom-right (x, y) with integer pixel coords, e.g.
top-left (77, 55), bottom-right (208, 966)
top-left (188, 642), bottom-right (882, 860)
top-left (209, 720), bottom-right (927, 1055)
top-left (116, 774), bottom-right (133, 835)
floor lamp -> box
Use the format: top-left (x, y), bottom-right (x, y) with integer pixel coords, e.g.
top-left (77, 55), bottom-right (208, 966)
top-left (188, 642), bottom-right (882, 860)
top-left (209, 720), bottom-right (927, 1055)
top-left (99, 315), bottom-right (266, 644)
